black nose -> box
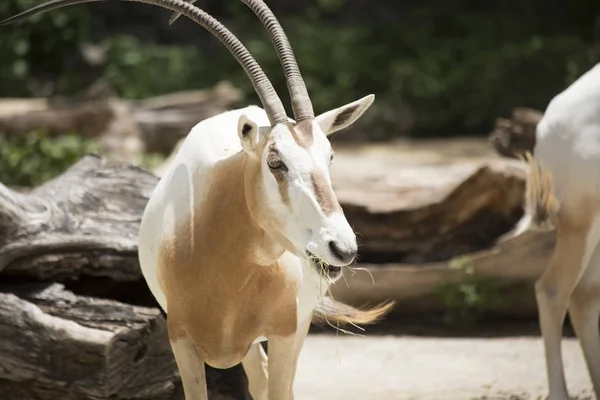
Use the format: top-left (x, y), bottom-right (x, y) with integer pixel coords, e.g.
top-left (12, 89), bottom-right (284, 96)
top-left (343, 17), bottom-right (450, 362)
top-left (328, 241), bottom-right (357, 264)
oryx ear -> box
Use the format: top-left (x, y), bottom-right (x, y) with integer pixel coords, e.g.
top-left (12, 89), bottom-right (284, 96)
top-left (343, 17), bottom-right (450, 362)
top-left (238, 115), bottom-right (260, 153)
top-left (315, 94), bottom-right (375, 136)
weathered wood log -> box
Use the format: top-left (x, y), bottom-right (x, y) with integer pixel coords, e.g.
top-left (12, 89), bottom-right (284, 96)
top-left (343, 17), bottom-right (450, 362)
top-left (0, 154), bottom-right (157, 281)
top-left (0, 283), bottom-right (181, 400)
top-left (331, 228), bottom-right (556, 318)
top-left (131, 81), bottom-right (243, 155)
top-left (330, 145), bottom-right (528, 264)
top-left (489, 107), bottom-right (542, 159)
top-left (0, 81), bottom-right (121, 140)
top-left (0, 283), bottom-right (252, 400)
top-left (0, 81), bottom-right (243, 162)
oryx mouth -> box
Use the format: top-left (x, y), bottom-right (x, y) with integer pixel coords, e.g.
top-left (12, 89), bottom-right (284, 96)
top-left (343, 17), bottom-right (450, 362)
top-left (306, 250), bottom-right (342, 278)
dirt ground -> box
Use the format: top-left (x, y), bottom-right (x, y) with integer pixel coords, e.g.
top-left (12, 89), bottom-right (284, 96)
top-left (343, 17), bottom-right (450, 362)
top-left (293, 321), bottom-right (594, 400)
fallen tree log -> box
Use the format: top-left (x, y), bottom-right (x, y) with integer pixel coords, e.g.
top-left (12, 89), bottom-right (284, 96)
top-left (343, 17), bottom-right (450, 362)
top-left (331, 228), bottom-right (555, 318)
top-left (0, 283), bottom-right (180, 400)
top-left (0, 283), bottom-right (251, 400)
top-left (0, 81), bottom-right (243, 162)
top-left (130, 82), bottom-right (243, 155)
top-left (0, 154), bottom-right (157, 281)
top-left (330, 146), bottom-right (527, 264)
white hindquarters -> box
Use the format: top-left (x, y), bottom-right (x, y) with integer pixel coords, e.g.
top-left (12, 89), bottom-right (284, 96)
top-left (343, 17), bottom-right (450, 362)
top-left (522, 63), bottom-right (600, 400)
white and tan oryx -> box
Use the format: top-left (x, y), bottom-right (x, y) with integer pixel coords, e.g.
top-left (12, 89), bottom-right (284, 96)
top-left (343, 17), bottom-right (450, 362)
top-left (517, 62), bottom-right (600, 400)
top-left (1, 1), bottom-right (394, 399)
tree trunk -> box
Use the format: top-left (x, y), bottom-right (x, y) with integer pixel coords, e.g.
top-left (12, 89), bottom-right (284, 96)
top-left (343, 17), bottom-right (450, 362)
top-left (0, 283), bottom-right (181, 400)
top-left (0, 154), bottom-right (156, 281)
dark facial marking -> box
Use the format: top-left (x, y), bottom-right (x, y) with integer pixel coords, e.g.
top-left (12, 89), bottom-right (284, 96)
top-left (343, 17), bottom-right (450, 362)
top-left (333, 105), bottom-right (359, 128)
top-left (266, 146), bottom-right (291, 207)
top-left (310, 170), bottom-right (342, 215)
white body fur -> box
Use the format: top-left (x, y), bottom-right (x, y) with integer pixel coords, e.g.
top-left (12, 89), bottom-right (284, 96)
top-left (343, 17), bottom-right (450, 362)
top-left (140, 106), bottom-right (277, 313)
top-left (522, 63), bottom-right (600, 400)
top-left (139, 105), bottom-right (329, 335)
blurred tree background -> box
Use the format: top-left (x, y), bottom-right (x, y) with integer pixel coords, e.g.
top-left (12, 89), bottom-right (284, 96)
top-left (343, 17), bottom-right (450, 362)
top-left (1, 0), bottom-right (599, 141)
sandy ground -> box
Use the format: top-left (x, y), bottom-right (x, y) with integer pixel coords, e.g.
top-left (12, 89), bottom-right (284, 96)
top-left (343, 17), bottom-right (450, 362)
top-left (293, 333), bottom-right (594, 400)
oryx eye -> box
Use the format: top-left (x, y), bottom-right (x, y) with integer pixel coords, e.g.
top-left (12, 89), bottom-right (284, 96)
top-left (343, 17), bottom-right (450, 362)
top-left (267, 155), bottom-right (286, 171)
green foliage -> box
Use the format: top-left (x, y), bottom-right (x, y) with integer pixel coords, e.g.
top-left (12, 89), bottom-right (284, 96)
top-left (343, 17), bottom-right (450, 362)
top-left (436, 256), bottom-right (505, 324)
top-left (0, 0), bottom-right (91, 96)
top-left (101, 35), bottom-right (216, 99)
top-left (137, 152), bottom-right (167, 171)
top-left (0, 131), bottom-right (98, 187)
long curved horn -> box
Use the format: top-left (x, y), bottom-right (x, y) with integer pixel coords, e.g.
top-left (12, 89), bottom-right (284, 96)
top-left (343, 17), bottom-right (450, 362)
top-left (0, 0), bottom-right (289, 125)
top-left (239, 0), bottom-right (315, 122)
top-left (168, 0), bottom-right (315, 122)
top-left (168, 0), bottom-right (196, 25)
